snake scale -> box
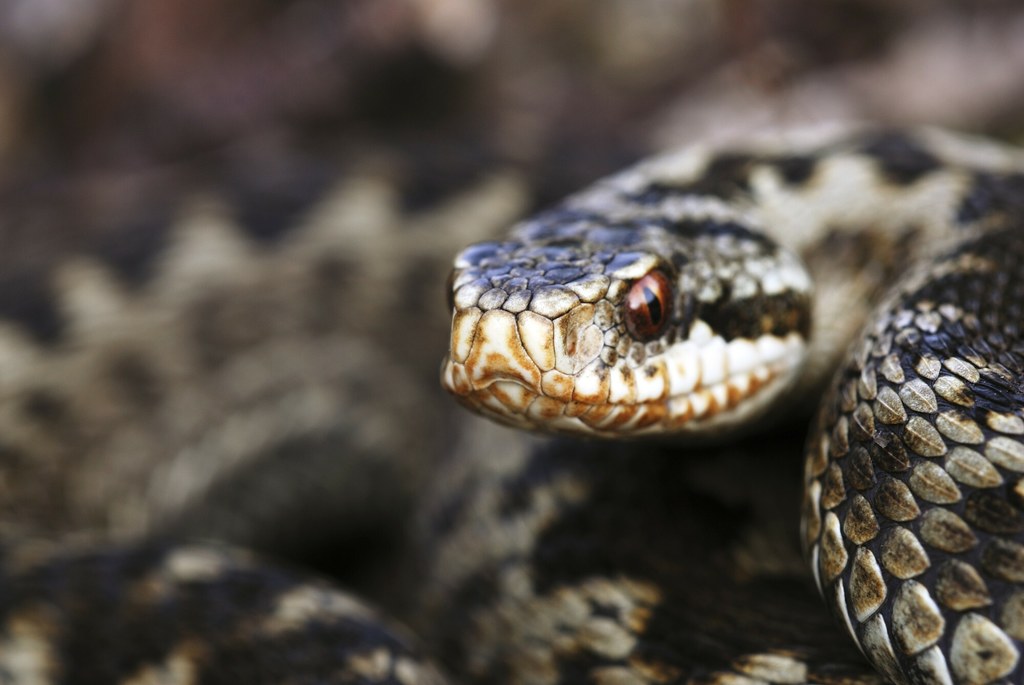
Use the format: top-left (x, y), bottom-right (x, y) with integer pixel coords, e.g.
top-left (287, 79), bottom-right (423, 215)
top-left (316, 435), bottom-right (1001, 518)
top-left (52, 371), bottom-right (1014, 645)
top-left (2, 127), bottom-right (1024, 684)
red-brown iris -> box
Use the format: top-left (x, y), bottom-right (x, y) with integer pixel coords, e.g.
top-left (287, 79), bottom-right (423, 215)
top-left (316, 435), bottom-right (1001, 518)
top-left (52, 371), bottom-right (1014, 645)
top-left (624, 270), bottom-right (672, 341)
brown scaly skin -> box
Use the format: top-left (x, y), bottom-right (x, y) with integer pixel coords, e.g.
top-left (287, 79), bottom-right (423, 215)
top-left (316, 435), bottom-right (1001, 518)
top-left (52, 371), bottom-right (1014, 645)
top-left (433, 129), bottom-right (1024, 684)
top-left (2, 128), bottom-right (1024, 684)
top-left (804, 219), bottom-right (1024, 683)
top-left (0, 541), bottom-right (447, 684)
top-left (416, 420), bottom-right (880, 685)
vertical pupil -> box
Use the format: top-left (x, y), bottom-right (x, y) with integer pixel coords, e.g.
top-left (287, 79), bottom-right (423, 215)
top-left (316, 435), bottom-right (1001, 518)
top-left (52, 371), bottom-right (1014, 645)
top-left (644, 287), bottom-right (662, 324)
top-left (625, 271), bottom-right (671, 342)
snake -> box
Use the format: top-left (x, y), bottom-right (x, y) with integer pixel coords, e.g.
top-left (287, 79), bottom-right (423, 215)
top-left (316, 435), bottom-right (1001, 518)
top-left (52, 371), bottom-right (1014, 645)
top-left (436, 126), bottom-right (1024, 685)
top-left (2, 127), bottom-right (1024, 684)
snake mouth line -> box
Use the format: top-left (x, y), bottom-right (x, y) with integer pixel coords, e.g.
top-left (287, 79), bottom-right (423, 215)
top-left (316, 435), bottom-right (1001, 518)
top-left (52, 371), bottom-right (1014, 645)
top-left (440, 331), bottom-right (805, 437)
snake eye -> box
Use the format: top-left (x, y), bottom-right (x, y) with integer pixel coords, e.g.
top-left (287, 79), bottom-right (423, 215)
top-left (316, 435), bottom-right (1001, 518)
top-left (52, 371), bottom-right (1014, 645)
top-left (625, 270), bottom-right (672, 341)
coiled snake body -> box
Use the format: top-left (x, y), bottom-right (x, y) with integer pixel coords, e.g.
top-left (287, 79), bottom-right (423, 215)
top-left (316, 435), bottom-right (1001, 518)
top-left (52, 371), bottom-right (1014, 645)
top-left (439, 127), bottom-right (1024, 684)
top-left (3, 128), bottom-right (1024, 684)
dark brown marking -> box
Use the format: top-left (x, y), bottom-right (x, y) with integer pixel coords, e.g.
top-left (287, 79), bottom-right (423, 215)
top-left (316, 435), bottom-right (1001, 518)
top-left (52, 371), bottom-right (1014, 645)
top-left (869, 430), bottom-right (909, 472)
top-left (226, 160), bottom-right (335, 245)
top-left (846, 446), bottom-right (877, 491)
top-left (964, 490), bottom-right (1023, 535)
top-left (699, 289), bottom-right (811, 342)
top-left (956, 172), bottom-right (1024, 226)
top-left (19, 388), bottom-right (69, 426)
top-left (628, 154), bottom-right (755, 204)
top-left (0, 269), bottom-right (64, 344)
top-left (770, 155), bottom-right (818, 185)
top-left (90, 212), bottom-right (173, 286)
top-left (108, 352), bottom-right (163, 409)
top-left (858, 132), bottom-right (941, 185)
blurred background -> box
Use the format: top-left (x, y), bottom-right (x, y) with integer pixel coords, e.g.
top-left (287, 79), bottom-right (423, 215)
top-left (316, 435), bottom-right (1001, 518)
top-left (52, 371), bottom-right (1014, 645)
top-left (3, 0), bottom-right (1024, 182)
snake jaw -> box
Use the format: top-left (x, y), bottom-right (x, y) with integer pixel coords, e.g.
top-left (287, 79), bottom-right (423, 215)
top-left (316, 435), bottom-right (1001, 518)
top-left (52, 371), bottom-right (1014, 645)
top-left (442, 286), bottom-right (808, 437)
top-left (441, 297), bottom-right (605, 429)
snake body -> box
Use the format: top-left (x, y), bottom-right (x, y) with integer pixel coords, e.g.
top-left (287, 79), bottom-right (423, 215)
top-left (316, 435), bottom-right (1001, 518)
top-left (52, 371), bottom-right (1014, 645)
top-left (439, 128), bottom-right (1024, 684)
top-left (3, 128), bottom-right (1024, 684)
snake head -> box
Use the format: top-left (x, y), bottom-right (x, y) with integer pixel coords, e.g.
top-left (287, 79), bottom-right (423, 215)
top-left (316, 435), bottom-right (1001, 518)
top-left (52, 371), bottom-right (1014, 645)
top-left (441, 200), bottom-right (813, 438)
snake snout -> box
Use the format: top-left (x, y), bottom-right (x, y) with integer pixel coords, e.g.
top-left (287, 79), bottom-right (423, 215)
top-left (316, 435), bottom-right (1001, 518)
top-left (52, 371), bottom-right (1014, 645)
top-left (441, 300), bottom-right (604, 411)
